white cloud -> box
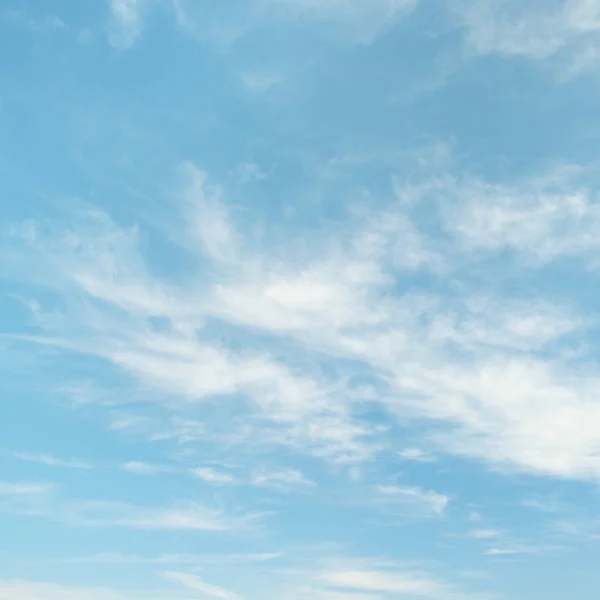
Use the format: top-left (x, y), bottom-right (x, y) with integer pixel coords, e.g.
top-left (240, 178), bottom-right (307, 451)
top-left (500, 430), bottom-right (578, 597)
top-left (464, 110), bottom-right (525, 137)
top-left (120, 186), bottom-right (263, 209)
top-left (51, 552), bottom-right (282, 565)
top-left (6, 10), bottom-right (70, 34)
top-left (0, 481), bottom-right (54, 517)
top-left (180, 162), bottom-right (241, 263)
top-left (483, 548), bottom-right (519, 556)
top-left (0, 580), bottom-right (183, 600)
top-left (269, 0), bottom-right (419, 44)
top-left (0, 480), bottom-right (250, 532)
top-left (398, 448), bottom-right (437, 462)
top-left (8, 160), bottom-right (600, 484)
top-left (317, 568), bottom-right (450, 597)
top-left (75, 502), bottom-right (251, 531)
top-left (291, 591), bottom-right (381, 600)
top-left (376, 485), bottom-right (450, 516)
top-left (468, 529), bottom-right (502, 540)
top-left (14, 453), bottom-right (91, 470)
top-left (108, 0), bottom-right (142, 49)
top-left (239, 70), bottom-right (282, 92)
top-left (442, 172), bottom-right (600, 263)
top-left (483, 544), bottom-right (547, 556)
top-left (163, 572), bottom-right (244, 600)
top-left (191, 467), bottom-right (236, 485)
top-left (252, 469), bottom-right (316, 492)
top-left (232, 162), bottom-right (268, 183)
top-left (0, 482), bottom-right (53, 498)
top-left (169, 0), bottom-right (418, 46)
top-left (121, 461), bottom-right (173, 475)
top-left (277, 555), bottom-right (484, 600)
top-left (452, 0), bottom-right (600, 75)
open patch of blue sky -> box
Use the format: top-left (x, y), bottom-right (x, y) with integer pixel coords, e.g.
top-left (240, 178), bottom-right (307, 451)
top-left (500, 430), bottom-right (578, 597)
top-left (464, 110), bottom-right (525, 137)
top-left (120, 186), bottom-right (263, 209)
top-left (3, 1), bottom-right (600, 599)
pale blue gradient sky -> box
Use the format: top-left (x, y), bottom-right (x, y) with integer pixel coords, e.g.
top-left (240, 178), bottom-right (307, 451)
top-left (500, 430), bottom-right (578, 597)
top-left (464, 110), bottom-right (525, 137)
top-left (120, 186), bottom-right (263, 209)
top-left (2, 1), bottom-right (600, 599)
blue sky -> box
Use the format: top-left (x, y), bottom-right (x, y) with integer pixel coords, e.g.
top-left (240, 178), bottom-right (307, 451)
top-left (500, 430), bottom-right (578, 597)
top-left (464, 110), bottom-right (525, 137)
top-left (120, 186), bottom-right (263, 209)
top-left (3, 0), bottom-right (600, 599)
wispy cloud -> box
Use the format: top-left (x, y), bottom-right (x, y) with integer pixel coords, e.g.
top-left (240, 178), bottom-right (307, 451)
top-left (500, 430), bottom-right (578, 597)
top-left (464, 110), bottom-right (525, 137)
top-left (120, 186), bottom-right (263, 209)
top-left (47, 552), bottom-right (282, 565)
top-left (452, 0), bottom-right (600, 76)
top-left (14, 453), bottom-right (91, 470)
top-left (483, 544), bottom-right (548, 557)
top-left (376, 485), bottom-right (450, 516)
top-left (7, 1), bottom-right (600, 597)
top-left (398, 448), bottom-right (437, 462)
top-left (264, 554), bottom-right (488, 600)
top-left (268, 0), bottom-right (419, 45)
top-left (0, 482), bottom-right (53, 497)
top-left (4, 9), bottom-right (69, 34)
top-left (318, 569), bottom-right (445, 595)
top-left (72, 501), bottom-right (255, 532)
top-left (313, 562), bottom-right (484, 600)
top-left (252, 469), bottom-right (316, 493)
top-left (7, 160), bottom-right (600, 484)
top-left (0, 480), bottom-right (253, 532)
top-left (0, 580), bottom-right (185, 600)
top-left (191, 467), bottom-right (236, 485)
top-left (442, 169), bottom-right (600, 264)
top-left (161, 0), bottom-right (420, 47)
top-left (162, 572), bottom-right (244, 600)
top-left (107, 0), bottom-right (142, 49)
top-left (468, 529), bottom-right (502, 540)
top-left (120, 461), bottom-right (173, 475)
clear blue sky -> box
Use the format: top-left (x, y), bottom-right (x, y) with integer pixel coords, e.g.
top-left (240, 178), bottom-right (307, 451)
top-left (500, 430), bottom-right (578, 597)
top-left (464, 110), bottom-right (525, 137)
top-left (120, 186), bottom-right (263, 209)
top-left (2, 1), bottom-right (600, 599)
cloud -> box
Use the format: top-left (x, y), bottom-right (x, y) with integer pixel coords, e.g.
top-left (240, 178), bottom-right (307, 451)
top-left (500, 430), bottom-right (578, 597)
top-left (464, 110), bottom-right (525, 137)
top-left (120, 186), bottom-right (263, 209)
top-left (442, 170), bottom-right (600, 263)
top-left (0, 580), bottom-right (187, 600)
top-left (72, 501), bottom-right (253, 531)
top-left (252, 469), bottom-right (316, 492)
top-left (452, 0), bottom-right (600, 75)
top-left (482, 544), bottom-right (552, 556)
top-left (191, 467), bottom-right (236, 485)
top-left (316, 567), bottom-right (463, 599)
top-left (0, 480), bottom-right (251, 531)
top-left (270, 555), bottom-right (486, 600)
top-left (232, 162), bottom-right (268, 183)
top-left (268, 0), bottom-right (419, 44)
top-left (163, 572), bottom-right (244, 600)
top-left (398, 448), bottom-right (437, 462)
top-left (7, 160), bottom-right (600, 484)
top-left (376, 485), bottom-right (450, 516)
top-left (107, 0), bottom-right (143, 49)
top-left (49, 552), bottom-right (282, 565)
top-left (0, 481), bottom-right (55, 517)
top-left (5, 9), bottom-right (70, 34)
top-left (169, 0), bottom-right (419, 46)
top-left (0, 482), bottom-right (52, 496)
top-left (3, 167), bottom-right (378, 464)
top-left (13, 453), bottom-right (91, 470)
top-left (121, 461), bottom-right (173, 475)
top-left (468, 529), bottom-right (502, 540)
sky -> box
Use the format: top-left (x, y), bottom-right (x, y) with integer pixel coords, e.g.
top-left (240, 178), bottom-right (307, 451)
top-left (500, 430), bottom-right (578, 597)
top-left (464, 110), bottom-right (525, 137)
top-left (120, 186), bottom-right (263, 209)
top-left (3, 0), bottom-right (600, 599)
